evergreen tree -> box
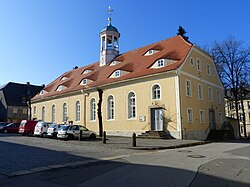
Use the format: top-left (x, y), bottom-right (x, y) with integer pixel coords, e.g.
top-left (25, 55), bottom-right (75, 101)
top-left (177, 26), bottom-right (190, 43)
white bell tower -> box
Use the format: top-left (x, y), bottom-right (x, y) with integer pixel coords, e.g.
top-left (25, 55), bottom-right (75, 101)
top-left (99, 6), bottom-right (120, 67)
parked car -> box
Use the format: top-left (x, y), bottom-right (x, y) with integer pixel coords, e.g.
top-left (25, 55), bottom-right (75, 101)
top-left (34, 121), bottom-right (52, 137)
top-left (18, 120), bottom-right (38, 136)
top-left (57, 125), bottom-right (96, 140)
top-left (47, 123), bottom-right (62, 138)
top-left (0, 123), bottom-right (20, 133)
top-left (0, 122), bottom-right (9, 127)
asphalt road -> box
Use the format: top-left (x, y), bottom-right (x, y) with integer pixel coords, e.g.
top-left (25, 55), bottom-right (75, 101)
top-left (1, 133), bottom-right (250, 186)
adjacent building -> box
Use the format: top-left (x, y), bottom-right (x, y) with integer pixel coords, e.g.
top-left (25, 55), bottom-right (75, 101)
top-left (0, 82), bottom-right (44, 122)
top-left (225, 88), bottom-right (250, 137)
top-left (31, 15), bottom-right (224, 140)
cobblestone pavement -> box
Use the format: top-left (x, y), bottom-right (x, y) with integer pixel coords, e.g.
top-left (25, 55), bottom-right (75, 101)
top-left (0, 133), bottom-right (207, 177)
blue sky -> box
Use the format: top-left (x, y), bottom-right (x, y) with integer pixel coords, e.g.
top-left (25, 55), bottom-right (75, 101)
top-left (0, 0), bottom-right (249, 86)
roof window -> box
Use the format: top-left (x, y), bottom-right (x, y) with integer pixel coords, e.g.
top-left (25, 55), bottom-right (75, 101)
top-left (39, 90), bottom-right (48, 95)
top-left (144, 49), bottom-right (159, 56)
top-left (61, 76), bottom-right (68, 81)
top-left (56, 85), bottom-right (67, 91)
top-left (109, 61), bottom-right (120, 66)
top-left (82, 69), bottom-right (92, 74)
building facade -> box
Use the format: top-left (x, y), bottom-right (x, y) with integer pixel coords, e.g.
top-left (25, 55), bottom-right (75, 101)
top-left (0, 82), bottom-right (43, 122)
top-left (31, 17), bottom-right (224, 140)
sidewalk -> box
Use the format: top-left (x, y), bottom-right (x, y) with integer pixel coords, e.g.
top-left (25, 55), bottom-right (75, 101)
top-left (101, 136), bottom-right (211, 150)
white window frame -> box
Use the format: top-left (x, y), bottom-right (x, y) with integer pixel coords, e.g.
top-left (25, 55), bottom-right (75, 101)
top-left (90, 98), bottom-right (96, 121)
top-left (114, 70), bottom-right (121, 77)
top-left (82, 79), bottom-right (87, 85)
top-left (198, 84), bottom-right (204, 100)
top-left (52, 105), bottom-right (56, 123)
top-left (185, 80), bottom-right (192, 97)
top-left (187, 108), bottom-right (193, 123)
top-left (199, 110), bottom-right (205, 123)
top-left (107, 95), bottom-right (115, 120)
top-left (75, 101), bottom-right (81, 121)
top-left (157, 59), bottom-right (164, 68)
top-left (62, 103), bottom-right (67, 122)
top-left (152, 84), bottom-right (161, 100)
top-left (128, 92), bottom-right (136, 119)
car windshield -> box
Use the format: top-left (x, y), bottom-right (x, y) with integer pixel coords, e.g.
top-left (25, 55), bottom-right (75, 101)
top-left (49, 124), bottom-right (57, 128)
top-left (60, 125), bottom-right (69, 130)
top-left (0, 123), bottom-right (8, 127)
top-left (36, 122), bottom-right (44, 127)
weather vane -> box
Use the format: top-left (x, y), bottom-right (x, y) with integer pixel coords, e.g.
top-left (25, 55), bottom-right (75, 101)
top-left (107, 5), bottom-right (114, 24)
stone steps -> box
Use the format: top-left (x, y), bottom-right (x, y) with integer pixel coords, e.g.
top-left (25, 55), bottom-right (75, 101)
top-left (138, 131), bottom-right (173, 139)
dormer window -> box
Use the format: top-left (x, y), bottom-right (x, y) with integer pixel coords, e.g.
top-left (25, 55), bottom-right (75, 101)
top-left (56, 85), bottom-right (66, 91)
top-left (109, 70), bottom-right (129, 78)
top-left (82, 79), bottom-right (87, 85)
top-left (144, 49), bottom-right (159, 56)
top-left (114, 70), bottom-right (121, 77)
top-left (150, 58), bottom-right (175, 69)
top-left (82, 70), bottom-right (92, 74)
top-left (39, 90), bottom-right (48, 95)
top-left (109, 61), bottom-right (120, 66)
top-left (61, 76), bottom-right (68, 81)
top-left (157, 59), bottom-right (164, 67)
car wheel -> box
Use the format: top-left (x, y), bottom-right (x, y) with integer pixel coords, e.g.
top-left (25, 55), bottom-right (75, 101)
top-left (90, 134), bottom-right (96, 139)
top-left (42, 133), bottom-right (47, 138)
top-left (68, 134), bottom-right (74, 140)
top-left (4, 130), bottom-right (7, 134)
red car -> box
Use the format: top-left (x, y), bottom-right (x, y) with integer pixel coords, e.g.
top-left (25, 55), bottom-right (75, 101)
top-left (18, 120), bottom-right (38, 136)
top-left (0, 123), bottom-right (20, 133)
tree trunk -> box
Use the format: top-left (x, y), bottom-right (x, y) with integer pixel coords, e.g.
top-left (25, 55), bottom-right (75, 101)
top-left (97, 89), bottom-right (103, 137)
top-left (240, 97), bottom-right (247, 138)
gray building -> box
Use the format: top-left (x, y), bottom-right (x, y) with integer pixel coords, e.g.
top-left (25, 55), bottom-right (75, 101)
top-left (0, 82), bottom-right (43, 122)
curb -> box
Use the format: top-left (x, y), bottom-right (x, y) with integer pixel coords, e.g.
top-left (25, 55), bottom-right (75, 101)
top-left (129, 141), bottom-right (212, 150)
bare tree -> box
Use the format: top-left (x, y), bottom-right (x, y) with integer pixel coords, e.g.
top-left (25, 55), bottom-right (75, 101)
top-left (210, 36), bottom-right (250, 138)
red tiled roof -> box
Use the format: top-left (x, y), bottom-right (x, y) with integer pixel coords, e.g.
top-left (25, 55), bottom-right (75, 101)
top-left (32, 36), bottom-right (192, 101)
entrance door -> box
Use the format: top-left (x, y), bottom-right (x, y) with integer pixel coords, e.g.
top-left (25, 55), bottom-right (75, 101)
top-left (151, 108), bottom-right (163, 131)
top-left (209, 110), bottom-right (216, 130)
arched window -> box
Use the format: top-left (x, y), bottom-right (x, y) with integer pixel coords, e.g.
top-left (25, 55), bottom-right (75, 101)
top-left (128, 92), bottom-right (136, 119)
top-left (75, 101), bottom-right (80, 121)
top-left (42, 106), bottom-right (45, 121)
top-left (90, 98), bottom-right (96, 121)
top-left (107, 95), bottom-right (114, 120)
top-left (152, 84), bottom-right (161, 100)
top-left (33, 106), bottom-right (37, 115)
top-left (51, 105), bottom-right (56, 123)
top-left (63, 103), bottom-right (67, 122)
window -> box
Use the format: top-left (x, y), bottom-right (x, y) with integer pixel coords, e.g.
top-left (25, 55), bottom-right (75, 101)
top-left (190, 58), bottom-right (194, 66)
top-left (114, 70), bottom-right (121, 77)
top-left (22, 108), bottom-right (27, 114)
top-left (187, 108), bottom-right (193, 123)
top-left (82, 70), bottom-right (91, 74)
top-left (248, 101), bottom-right (250, 109)
top-left (63, 103), bottom-right (67, 122)
top-left (33, 106), bottom-right (37, 115)
top-left (229, 102), bottom-right (235, 110)
top-left (207, 64), bottom-right (211, 75)
top-left (218, 112), bottom-right (223, 124)
top-left (196, 58), bottom-right (201, 71)
top-left (157, 59), bottom-right (164, 67)
top-left (208, 87), bottom-right (212, 101)
top-left (186, 80), bottom-right (192, 97)
top-left (56, 85), bottom-right (66, 91)
top-left (198, 84), bottom-right (203, 100)
top-left (82, 79), bottom-right (87, 85)
top-left (240, 113), bottom-right (244, 122)
top-left (238, 102), bottom-right (242, 110)
top-left (110, 61), bottom-right (120, 66)
top-left (61, 76), bottom-right (68, 80)
top-left (107, 95), bottom-right (114, 120)
top-left (152, 84), bottom-right (161, 100)
top-left (200, 110), bottom-right (205, 123)
top-left (217, 90), bottom-right (221, 104)
top-left (52, 105), bottom-right (56, 123)
top-left (75, 101), bottom-right (80, 121)
top-left (128, 92), bottom-right (136, 119)
top-left (42, 106), bottom-right (45, 121)
top-left (90, 98), bottom-right (96, 121)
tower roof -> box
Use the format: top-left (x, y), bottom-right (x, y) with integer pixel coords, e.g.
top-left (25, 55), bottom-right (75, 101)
top-left (101, 21), bottom-right (119, 33)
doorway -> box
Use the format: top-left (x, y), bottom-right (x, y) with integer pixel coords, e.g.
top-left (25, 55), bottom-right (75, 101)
top-left (209, 109), bottom-right (216, 130)
top-left (151, 108), bottom-right (163, 131)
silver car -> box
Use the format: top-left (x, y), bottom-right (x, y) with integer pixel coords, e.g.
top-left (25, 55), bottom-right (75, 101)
top-left (57, 125), bottom-right (96, 140)
top-left (47, 124), bottom-right (62, 138)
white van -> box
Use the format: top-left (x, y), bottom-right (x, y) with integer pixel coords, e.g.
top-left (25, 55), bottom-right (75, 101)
top-left (34, 121), bottom-right (52, 137)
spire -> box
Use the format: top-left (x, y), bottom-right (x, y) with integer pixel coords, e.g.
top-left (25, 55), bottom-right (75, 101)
top-left (107, 6), bottom-right (113, 25)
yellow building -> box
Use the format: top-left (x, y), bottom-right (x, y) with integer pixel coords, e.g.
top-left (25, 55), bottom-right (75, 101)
top-left (31, 17), bottom-right (224, 140)
top-left (225, 94), bottom-right (250, 137)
